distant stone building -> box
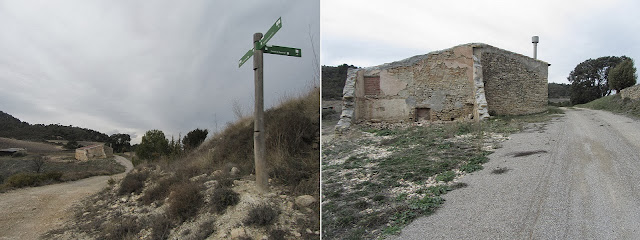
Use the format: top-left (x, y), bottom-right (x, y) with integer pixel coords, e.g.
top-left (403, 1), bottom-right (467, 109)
top-left (75, 144), bottom-right (113, 161)
top-left (336, 43), bottom-right (548, 130)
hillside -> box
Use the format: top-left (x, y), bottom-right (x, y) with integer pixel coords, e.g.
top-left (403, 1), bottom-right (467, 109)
top-left (46, 88), bottom-right (320, 240)
top-left (0, 111), bottom-right (108, 142)
top-left (322, 64), bottom-right (356, 100)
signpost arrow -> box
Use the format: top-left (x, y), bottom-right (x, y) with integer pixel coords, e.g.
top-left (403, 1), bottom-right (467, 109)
top-left (239, 48), bottom-right (254, 68)
top-left (237, 17), bottom-right (301, 193)
top-left (257, 17), bottom-right (282, 50)
top-left (263, 45), bottom-right (301, 57)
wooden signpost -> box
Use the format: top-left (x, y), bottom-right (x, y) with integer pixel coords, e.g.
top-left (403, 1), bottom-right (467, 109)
top-left (239, 17), bottom-right (301, 192)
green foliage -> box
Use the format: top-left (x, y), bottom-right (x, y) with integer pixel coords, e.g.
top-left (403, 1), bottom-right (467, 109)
top-left (0, 110), bottom-right (109, 142)
top-left (568, 56), bottom-right (629, 104)
top-left (108, 133), bottom-right (131, 153)
top-left (182, 128), bottom-right (208, 151)
top-left (322, 64), bottom-right (357, 100)
top-left (609, 58), bottom-right (637, 92)
top-left (579, 94), bottom-right (640, 119)
top-left (168, 135), bottom-right (183, 158)
top-left (63, 140), bottom-right (80, 150)
top-left (548, 83), bottom-right (571, 99)
top-left (435, 171), bottom-right (455, 182)
top-left (135, 130), bottom-right (170, 161)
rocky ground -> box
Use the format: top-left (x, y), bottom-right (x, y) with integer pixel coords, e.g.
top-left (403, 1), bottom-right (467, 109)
top-left (46, 165), bottom-right (319, 240)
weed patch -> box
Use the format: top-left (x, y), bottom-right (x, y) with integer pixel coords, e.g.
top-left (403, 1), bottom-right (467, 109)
top-left (322, 109), bottom-right (559, 239)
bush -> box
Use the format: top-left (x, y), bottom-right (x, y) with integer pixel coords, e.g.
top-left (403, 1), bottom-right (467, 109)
top-left (167, 182), bottom-right (203, 223)
top-left (4, 172), bottom-right (62, 188)
top-left (101, 216), bottom-right (139, 240)
top-left (118, 171), bottom-right (148, 195)
top-left (139, 176), bottom-right (178, 205)
top-left (146, 214), bottom-right (173, 240)
top-left (210, 187), bottom-right (240, 213)
top-left (244, 204), bottom-right (280, 226)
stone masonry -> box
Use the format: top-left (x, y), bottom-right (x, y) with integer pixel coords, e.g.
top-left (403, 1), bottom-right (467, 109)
top-left (335, 43), bottom-right (548, 130)
top-left (75, 144), bottom-right (113, 161)
top-left (620, 84), bottom-right (640, 100)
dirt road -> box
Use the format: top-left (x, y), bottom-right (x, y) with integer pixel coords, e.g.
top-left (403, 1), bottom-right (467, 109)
top-left (0, 156), bottom-right (132, 240)
top-left (396, 108), bottom-right (640, 239)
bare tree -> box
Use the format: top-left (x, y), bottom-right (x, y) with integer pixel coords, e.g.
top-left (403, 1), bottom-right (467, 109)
top-left (232, 99), bottom-right (246, 120)
top-left (32, 155), bottom-right (48, 173)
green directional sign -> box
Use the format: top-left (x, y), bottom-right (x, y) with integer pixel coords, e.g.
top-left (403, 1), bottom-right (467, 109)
top-left (257, 17), bottom-right (282, 50)
top-left (239, 48), bottom-right (254, 67)
top-left (264, 45), bottom-right (301, 57)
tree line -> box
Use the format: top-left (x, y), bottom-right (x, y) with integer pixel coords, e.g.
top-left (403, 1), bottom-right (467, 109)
top-left (133, 128), bottom-right (209, 162)
top-left (0, 111), bottom-right (109, 142)
top-left (568, 56), bottom-right (637, 105)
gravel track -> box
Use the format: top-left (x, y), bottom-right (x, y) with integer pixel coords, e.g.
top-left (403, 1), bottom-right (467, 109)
top-left (0, 156), bottom-right (132, 240)
top-left (396, 108), bottom-right (640, 239)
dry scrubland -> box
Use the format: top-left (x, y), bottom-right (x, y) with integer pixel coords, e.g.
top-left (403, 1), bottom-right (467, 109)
top-left (46, 88), bottom-right (320, 240)
top-left (0, 138), bottom-right (125, 192)
top-left (321, 107), bottom-right (564, 239)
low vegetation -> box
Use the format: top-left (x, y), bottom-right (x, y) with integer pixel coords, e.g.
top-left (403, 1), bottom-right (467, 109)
top-left (322, 106), bottom-right (563, 239)
top-left (46, 88), bottom-right (320, 240)
top-left (578, 93), bottom-right (640, 118)
top-left (0, 157), bottom-right (125, 192)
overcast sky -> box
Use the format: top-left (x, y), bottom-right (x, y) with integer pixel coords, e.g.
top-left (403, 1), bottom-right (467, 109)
top-left (0, 0), bottom-right (319, 143)
top-left (321, 0), bottom-right (640, 85)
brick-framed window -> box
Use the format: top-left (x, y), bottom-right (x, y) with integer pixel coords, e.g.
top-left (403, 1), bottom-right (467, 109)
top-left (364, 76), bottom-right (380, 95)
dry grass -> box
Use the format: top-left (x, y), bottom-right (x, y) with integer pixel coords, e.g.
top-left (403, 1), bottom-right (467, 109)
top-left (167, 182), bottom-right (203, 223)
top-left (0, 137), bottom-right (62, 153)
top-left (244, 204), bottom-right (280, 226)
top-left (209, 187), bottom-right (240, 213)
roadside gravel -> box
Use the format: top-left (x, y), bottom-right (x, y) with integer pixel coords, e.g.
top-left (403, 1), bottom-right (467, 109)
top-left (396, 108), bottom-right (640, 239)
top-left (0, 156), bottom-right (132, 240)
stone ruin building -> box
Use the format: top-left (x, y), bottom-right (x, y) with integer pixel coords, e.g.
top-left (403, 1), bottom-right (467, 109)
top-left (336, 43), bottom-right (549, 131)
top-left (75, 144), bottom-right (113, 161)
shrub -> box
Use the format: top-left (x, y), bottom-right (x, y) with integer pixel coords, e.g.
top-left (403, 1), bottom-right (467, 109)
top-left (118, 171), bottom-right (148, 195)
top-left (167, 182), bottom-right (203, 223)
top-left (146, 214), bottom-right (173, 240)
top-left (210, 187), bottom-right (240, 213)
top-left (193, 218), bottom-right (216, 240)
top-left (102, 216), bottom-right (139, 240)
top-left (244, 204), bottom-right (280, 226)
top-left (139, 176), bottom-right (178, 205)
top-left (4, 172), bottom-right (62, 188)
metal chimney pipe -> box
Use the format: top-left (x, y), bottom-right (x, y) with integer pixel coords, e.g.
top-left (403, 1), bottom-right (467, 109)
top-left (532, 36), bottom-right (539, 59)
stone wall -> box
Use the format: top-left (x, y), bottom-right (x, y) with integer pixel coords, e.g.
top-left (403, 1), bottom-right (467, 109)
top-left (336, 43), bottom-right (548, 130)
top-left (353, 44), bottom-right (476, 123)
top-left (75, 144), bottom-right (107, 161)
top-left (620, 84), bottom-right (640, 100)
top-left (478, 45), bottom-right (548, 115)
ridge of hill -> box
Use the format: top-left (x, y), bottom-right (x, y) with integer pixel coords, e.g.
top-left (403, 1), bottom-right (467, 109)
top-left (0, 111), bottom-right (108, 142)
